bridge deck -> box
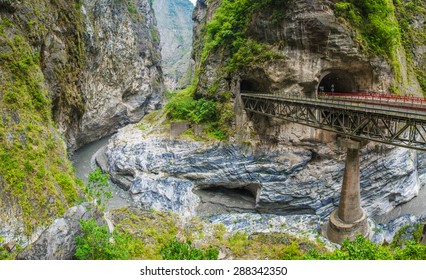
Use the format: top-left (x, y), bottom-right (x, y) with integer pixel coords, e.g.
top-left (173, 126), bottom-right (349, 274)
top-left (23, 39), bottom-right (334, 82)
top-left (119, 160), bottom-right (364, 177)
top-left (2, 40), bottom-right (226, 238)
top-left (241, 93), bottom-right (426, 120)
top-left (241, 92), bottom-right (426, 151)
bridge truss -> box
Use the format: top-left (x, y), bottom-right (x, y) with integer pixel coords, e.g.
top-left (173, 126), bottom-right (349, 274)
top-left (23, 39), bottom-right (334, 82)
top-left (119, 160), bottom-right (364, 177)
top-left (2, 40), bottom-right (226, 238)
top-left (241, 93), bottom-right (426, 151)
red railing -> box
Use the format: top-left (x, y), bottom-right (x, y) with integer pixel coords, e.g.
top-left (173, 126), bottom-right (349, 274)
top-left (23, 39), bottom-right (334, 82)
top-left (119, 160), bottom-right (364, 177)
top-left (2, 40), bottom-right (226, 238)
top-left (319, 92), bottom-right (426, 105)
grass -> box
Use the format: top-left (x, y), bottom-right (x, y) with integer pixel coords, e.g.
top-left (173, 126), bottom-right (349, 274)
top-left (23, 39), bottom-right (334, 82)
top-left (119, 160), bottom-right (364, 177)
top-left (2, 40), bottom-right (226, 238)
top-left (74, 208), bottom-right (426, 260)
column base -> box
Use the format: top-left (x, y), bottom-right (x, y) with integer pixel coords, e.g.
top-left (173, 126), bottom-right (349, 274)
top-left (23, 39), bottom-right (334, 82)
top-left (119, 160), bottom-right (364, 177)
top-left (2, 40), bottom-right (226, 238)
top-left (325, 209), bottom-right (369, 244)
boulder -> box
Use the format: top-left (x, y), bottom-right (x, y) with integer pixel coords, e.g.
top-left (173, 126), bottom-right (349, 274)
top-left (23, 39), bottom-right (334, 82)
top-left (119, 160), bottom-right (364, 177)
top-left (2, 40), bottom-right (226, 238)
top-left (16, 204), bottom-right (94, 260)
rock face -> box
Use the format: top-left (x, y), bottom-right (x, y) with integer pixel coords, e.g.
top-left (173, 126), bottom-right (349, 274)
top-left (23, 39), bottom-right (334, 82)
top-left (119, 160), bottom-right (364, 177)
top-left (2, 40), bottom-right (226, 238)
top-left (37, 0), bottom-right (166, 151)
top-left (77, 0), bottom-right (165, 148)
top-left (16, 204), bottom-right (93, 260)
top-left (153, 0), bottom-right (194, 91)
top-left (99, 126), bottom-right (423, 221)
top-left (0, 0), bottom-right (164, 246)
top-left (1, 0), bottom-right (85, 246)
top-left (192, 0), bottom-right (424, 99)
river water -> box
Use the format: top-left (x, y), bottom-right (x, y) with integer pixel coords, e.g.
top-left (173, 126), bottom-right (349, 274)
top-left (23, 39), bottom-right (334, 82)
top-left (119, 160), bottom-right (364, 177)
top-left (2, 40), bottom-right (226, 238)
top-left (374, 186), bottom-right (426, 224)
top-left (71, 135), bottom-right (132, 210)
top-left (72, 136), bottom-right (426, 224)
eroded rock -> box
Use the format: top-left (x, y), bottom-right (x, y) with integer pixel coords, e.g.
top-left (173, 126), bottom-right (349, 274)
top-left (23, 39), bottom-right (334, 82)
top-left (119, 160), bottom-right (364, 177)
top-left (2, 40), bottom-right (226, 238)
top-left (77, 0), bottom-right (165, 148)
top-left (16, 204), bottom-right (94, 260)
top-left (99, 126), bottom-right (423, 221)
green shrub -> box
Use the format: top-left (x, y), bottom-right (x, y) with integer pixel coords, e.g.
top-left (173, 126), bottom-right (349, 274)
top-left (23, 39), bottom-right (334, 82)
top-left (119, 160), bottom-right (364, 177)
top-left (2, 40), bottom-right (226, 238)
top-left (166, 87), bottom-right (219, 124)
top-left (192, 98), bottom-right (218, 123)
top-left (305, 230), bottom-right (426, 260)
top-left (160, 237), bottom-right (219, 260)
top-left (85, 168), bottom-right (112, 210)
top-left (75, 218), bottom-right (144, 260)
top-left (0, 236), bottom-right (12, 260)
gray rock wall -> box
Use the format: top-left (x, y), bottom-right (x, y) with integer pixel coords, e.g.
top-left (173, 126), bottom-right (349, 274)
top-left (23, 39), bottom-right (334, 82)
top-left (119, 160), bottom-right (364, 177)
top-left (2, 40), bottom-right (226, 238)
top-left (192, 0), bottom-right (397, 98)
top-left (99, 127), bottom-right (422, 220)
top-left (16, 204), bottom-right (94, 260)
top-left (153, 0), bottom-right (194, 91)
top-left (77, 0), bottom-right (165, 148)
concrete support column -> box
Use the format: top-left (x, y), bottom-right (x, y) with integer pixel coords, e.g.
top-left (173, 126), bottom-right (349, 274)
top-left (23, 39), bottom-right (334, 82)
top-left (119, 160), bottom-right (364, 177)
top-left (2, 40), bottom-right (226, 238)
top-left (326, 139), bottom-right (369, 244)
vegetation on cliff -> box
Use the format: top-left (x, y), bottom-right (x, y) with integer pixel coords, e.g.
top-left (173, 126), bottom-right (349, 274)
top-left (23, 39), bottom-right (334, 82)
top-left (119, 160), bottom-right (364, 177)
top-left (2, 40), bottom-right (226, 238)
top-left (0, 0), bottom-right (84, 236)
top-left (199, 0), bottom-right (287, 73)
top-left (393, 0), bottom-right (426, 94)
top-left (164, 0), bottom-right (289, 140)
top-left (165, 85), bottom-right (232, 140)
top-left (334, 0), bottom-right (426, 95)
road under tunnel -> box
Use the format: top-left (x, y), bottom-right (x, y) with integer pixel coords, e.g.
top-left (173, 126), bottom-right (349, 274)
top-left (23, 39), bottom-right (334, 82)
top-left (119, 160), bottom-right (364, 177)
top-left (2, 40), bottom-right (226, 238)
top-left (318, 71), bottom-right (356, 94)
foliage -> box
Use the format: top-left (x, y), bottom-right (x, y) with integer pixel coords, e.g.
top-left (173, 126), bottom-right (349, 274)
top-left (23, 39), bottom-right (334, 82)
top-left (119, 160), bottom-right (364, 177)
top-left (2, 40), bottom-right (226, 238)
top-left (393, 0), bottom-right (426, 95)
top-left (226, 38), bottom-right (284, 73)
top-left (85, 168), bottom-right (112, 211)
top-left (74, 218), bottom-right (144, 260)
top-left (0, 237), bottom-right (12, 260)
top-left (127, 0), bottom-right (138, 14)
top-left (223, 231), bottom-right (320, 260)
top-left (0, 12), bottom-right (82, 235)
top-left (160, 238), bottom-right (219, 260)
top-left (150, 28), bottom-right (160, 44)
top-left (166, 90), bottom-right (218, 124)
top-left (332, 0), bottom-right (426, 93)
top-left (165, 86), bottom-right (230, 140)
top-left (334, 0), bottom-right (401, 59)
top-left (73, 208), bottom-right (426, 260)
top-left (306, 229), bottom-right (426, 260)
top-left (0, 0), bottom-right (85, 236)
top-left (200, 0), bottom-right (288, 73)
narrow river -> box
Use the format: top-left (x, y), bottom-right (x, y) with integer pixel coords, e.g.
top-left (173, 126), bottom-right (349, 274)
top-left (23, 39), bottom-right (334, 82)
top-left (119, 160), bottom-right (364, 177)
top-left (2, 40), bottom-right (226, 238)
top-left (71, 135), bottom-right (132, 210)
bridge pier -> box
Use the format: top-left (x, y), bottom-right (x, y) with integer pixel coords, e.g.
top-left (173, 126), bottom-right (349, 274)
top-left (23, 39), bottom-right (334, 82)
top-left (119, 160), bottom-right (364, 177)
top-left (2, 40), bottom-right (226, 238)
top-left (326, 139), bottom-right (369, 244)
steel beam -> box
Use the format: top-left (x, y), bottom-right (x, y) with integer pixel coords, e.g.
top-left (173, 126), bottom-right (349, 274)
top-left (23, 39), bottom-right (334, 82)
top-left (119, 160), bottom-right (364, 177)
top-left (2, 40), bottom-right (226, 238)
top-left (242, 93), bottom-right (426, 151)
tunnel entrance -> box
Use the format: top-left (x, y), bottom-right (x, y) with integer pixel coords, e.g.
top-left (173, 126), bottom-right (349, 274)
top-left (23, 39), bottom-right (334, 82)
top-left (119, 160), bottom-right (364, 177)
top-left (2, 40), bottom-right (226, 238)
top-left (318, 71), bottom-right (356, 94)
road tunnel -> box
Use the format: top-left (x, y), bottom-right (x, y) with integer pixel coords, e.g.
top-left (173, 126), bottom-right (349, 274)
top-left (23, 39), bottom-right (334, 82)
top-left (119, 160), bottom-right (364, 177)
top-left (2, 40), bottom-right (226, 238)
top-left (318, 71), bottom-right (356, 94)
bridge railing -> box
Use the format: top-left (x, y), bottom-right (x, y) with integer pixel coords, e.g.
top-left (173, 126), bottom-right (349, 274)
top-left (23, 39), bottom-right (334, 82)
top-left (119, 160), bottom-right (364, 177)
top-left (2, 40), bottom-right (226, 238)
top-left (319, 92), bottom-right (426, 105)
top-left (241, 90), bottom-right (426, 118)
top-left (240, 90), bottom-right (426, 151)
top-left (242, 90), bottom-right (426, 105)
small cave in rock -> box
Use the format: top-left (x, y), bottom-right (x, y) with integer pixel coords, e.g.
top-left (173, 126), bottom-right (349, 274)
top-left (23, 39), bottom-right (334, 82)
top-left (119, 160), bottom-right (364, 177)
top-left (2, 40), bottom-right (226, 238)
top-left (193, 184), bottom-right (260, 216)
top-left (318, 71), bottom-right (356, 94)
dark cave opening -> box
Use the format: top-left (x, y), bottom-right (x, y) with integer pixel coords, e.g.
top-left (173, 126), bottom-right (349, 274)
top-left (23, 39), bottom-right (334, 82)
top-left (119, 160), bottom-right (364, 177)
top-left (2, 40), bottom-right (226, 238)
top-left (241, 79), bottom-right (268, 92)
top-left (193, 185), bottom-right (260, 216)
top-left (318, 71), bottom-right (356, 93)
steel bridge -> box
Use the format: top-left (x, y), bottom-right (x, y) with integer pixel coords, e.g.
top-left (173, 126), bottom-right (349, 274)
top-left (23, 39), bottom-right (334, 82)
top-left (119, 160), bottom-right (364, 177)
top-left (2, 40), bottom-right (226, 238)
top-left (241, 91), bottom-right (426, 151)
top-left (241, 90), bottom-right (426, 244)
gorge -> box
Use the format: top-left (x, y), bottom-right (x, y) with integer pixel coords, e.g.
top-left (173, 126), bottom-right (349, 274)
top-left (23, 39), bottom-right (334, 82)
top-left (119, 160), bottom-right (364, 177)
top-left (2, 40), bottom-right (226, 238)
top-left (1, 0), bottom-right (426, 260)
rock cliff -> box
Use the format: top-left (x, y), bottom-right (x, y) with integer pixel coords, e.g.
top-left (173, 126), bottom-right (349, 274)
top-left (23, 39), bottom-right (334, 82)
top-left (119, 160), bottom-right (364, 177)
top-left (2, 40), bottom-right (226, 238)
top-left (92, 0), bottom-right (426, 243)
top-left (153, 0), bottom-right (194, 91)
top-left (1, 0), bottom-right (85, 245)
top-left (0, 0), bottom-right (164, 245)
top-left (78, 0), bottom-right (165, 148)
top-left (192, 0), bottom-right (425, 99)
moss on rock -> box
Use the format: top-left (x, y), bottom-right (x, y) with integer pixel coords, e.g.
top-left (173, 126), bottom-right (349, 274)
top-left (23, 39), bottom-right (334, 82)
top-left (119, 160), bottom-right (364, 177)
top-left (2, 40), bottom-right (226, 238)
top-left (0, 0), bottom-right (84, 239)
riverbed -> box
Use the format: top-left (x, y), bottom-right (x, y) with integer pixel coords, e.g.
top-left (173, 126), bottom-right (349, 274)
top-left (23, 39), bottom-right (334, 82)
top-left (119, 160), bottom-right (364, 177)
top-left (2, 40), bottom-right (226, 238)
top-left (72, 135), bottom-right (132, 210)
top-left (72, 136), bottom-right (426, 226)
